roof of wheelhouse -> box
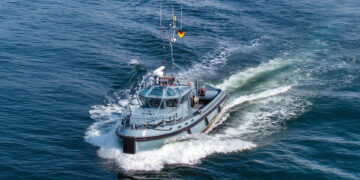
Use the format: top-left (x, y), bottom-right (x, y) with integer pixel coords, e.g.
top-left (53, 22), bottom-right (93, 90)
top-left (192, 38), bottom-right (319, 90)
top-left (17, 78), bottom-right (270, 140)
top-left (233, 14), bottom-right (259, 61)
top-left (139, 85), bottom-right (191, 98)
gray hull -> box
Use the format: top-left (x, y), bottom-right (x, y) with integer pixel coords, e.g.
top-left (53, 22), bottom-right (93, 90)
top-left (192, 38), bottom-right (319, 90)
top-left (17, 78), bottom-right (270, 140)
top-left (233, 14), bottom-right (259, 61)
top-left (116, 91), bottom-right (227, 154)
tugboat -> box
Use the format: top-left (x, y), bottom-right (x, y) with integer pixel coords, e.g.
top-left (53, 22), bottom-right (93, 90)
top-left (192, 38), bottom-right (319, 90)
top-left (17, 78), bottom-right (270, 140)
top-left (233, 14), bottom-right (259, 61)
top-left (116, 4), bottom-right (227, 154)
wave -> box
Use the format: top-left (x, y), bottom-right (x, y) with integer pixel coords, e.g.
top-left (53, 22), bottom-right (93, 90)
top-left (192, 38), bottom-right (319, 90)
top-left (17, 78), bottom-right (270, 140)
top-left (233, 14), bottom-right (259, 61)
top-left (129, 59), bottom-right (140, 65)
top-left (97, 134), bottom-right (256, 171)
top-left (214, 58), bottom-right (292, 92)
top-left (179, 38), bottom-right (262, 78)
top-left (173, 0), bottom-right (238, 12)
top-left (224, 95), bottom-right (311, 138)
top-left (207, 86), bottom-right (293, 133)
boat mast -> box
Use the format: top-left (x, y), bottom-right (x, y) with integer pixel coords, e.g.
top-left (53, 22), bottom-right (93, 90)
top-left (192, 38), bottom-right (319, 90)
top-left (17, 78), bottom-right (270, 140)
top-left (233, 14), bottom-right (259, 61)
top-left (160, 3), bottom-right (166, 66)
top-left (180, 4), bottom-right (182, 30)
top-left (169, 3), bottom-right (176, 75)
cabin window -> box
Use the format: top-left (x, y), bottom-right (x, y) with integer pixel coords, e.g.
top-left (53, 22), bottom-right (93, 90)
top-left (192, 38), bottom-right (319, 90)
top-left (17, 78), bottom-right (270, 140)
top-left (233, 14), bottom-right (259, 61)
top-left (166, 99), bottom-right (178, 107)
top-left (139, 96), bottom-right (147, 106)
top-left (166, 88), bottom-right (176, 97)
top-left (148, 98), bottom-right (164, 108)
top-left (174, 88), bottom-right (181, 95)
top-left (149, 86), bottom-right (164, 96)
top-left (140, 87), bottom-right (151, 96)
top-left (181, 92), bottom-right (190, 104)
top-left (181, 86), bottom-right (190, 92)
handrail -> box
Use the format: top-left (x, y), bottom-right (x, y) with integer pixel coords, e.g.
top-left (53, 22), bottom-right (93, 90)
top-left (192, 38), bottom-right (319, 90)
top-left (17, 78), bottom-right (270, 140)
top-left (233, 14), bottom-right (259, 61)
top-left (121, 106), bottom-right (181, 127)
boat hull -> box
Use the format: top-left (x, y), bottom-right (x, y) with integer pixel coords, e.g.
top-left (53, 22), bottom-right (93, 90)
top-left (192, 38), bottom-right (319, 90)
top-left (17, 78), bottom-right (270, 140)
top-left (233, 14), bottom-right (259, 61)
top-left (116, 92), bottom-right (227, 154)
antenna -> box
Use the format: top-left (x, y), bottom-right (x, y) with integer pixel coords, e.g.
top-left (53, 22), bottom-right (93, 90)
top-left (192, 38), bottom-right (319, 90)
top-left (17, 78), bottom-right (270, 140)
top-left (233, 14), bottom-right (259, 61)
top-left (160, 3), bottom-right (166, 66)
top-left (180, 4), bottom-right (183, 30)
top-left (160, 3), bottom-right (162, 30)
top-left (170, 3), bottom-right (176, 75)
top-left (172, 3), bottom-right (175, 27)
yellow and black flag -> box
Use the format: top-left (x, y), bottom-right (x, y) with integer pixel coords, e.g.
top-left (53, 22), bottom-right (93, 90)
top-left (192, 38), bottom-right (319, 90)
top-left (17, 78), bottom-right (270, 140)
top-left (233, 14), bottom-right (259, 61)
top-left (177, 30), bottom-right (185, 38)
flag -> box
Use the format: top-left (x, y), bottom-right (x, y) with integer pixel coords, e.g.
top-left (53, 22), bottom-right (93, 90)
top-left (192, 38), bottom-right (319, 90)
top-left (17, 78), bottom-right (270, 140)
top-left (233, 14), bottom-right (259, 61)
top-left (177, 30), bottom-right (185, 38)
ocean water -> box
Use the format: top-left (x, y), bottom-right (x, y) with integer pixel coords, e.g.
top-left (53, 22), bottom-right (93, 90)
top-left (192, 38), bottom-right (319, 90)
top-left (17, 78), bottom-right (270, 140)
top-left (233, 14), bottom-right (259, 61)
top-left (1, 0), bottom-right (360, 179)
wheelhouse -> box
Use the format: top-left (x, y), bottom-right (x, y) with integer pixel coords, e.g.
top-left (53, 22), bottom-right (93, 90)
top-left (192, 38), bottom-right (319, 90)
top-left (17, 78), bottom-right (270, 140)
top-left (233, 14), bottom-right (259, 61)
top-left (139, 85), bottom-right (192, 109)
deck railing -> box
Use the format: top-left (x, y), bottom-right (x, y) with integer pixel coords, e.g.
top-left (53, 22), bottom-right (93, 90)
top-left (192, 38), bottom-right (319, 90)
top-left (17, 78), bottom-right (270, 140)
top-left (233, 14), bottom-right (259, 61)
top-left (121, 104), bottom-right (184, 128)
top-left (121, 102), bottom-right (188, 128)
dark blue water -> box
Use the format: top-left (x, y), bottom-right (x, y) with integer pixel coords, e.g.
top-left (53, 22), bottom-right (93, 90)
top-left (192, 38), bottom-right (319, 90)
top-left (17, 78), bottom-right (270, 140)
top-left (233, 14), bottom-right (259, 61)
top-left (1, 0), bottom-right (360, 179)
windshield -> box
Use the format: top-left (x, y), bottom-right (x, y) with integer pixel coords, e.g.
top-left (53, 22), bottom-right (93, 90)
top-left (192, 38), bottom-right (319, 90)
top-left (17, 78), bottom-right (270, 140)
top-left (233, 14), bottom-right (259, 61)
top-left (181, 86), bottom-right (190, 92)
top-left (149, 98), bottom-right (164, 108)
top-left (166, 88), bottom-right (176, 96)
top-left (181, 92), bottom-right (190, 104)
top-left (149, 86), bottom-right (164, 97)
top-left (166, 99), bottom-right (178, 107)
top-left (139, 96), bottom-right (147, 106)
top-left (166, 87), bottom-right (181, 97)
top-left (140, 87), bottom-right (151, 96)
top-left (139, 96), bottom-right (164, 108)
